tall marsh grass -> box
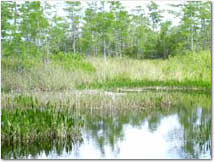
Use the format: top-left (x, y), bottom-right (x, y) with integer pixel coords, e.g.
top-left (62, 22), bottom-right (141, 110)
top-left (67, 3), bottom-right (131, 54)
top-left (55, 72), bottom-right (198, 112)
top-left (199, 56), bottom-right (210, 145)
top-left (1, 50), bottom-right (211, 92)
top-left (1, 97), bottom-right (83, 146)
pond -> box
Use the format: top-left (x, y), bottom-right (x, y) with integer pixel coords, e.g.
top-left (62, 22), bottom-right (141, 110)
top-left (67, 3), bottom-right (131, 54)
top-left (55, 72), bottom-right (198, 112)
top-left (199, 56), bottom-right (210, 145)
top-left (1, 91), bottom-right (211, 159)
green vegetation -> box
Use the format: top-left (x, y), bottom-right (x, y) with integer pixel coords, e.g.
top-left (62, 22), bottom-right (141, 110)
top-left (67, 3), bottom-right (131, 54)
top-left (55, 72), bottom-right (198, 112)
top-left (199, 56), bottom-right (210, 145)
top-left (1, 1), bottom-right (211, 159)
top-left (2, 96), bottom-right (83, 146)
top-left (1, 91), bottom-right (211, 144)
top-left (2, 1), bottom-right (210, 59)
top-left (50, 53), bottom-right (96, 72)
top-left (1, 91), bottom-right (211, 159)
top-left (2, 138), bottom-right (76, 159)
top-left (2, 50), bottom-right (211, 92)
top-left (2, 91), bottom-right (211, 118)
top-left (1, 1), bottom-right (211, 92)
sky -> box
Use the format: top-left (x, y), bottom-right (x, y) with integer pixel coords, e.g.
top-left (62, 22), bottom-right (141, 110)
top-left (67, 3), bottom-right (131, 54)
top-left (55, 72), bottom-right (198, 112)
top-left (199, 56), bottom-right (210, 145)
top-left (48, 0), bottom-right (183, 26)
top-left (120, 1), bottom-right (182, 25)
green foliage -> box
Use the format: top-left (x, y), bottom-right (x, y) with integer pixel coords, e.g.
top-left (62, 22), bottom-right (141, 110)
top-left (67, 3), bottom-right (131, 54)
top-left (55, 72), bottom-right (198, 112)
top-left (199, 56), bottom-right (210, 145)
top-left (50, 52), bottom-right (96, 72)
top-left (82, 79), bottom-right (210, 91)
top-left (1, 95), bottom-right (84, 145)
top-left (1, 1), bottom-right (211, 59)
top-left (113, 72), bottom-right (131, 82)
top-left (1, 51), bottom-right (211, 92)
top-left (2, 55), bottom-right (41, 71)
top-left (79, 51), bottom-right (211, 90)
top-left (124, 46), bottom-right (138, 58)
top-left (1, 1), bottom-right (211, 92)
top-left (163, 50), bottom-right (211, 82)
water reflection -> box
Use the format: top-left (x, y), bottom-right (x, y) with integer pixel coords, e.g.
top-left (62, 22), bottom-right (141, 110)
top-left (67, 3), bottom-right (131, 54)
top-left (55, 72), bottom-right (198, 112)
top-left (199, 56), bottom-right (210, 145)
top-left (74, 106), bottom-right (210, 159)
top-left (2, 92), bottom-right (211, 159)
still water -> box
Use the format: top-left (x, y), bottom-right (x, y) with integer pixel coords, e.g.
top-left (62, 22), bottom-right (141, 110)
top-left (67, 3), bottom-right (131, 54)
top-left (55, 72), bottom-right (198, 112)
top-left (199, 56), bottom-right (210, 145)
top-left (2, 91), bottom-right (211, 159)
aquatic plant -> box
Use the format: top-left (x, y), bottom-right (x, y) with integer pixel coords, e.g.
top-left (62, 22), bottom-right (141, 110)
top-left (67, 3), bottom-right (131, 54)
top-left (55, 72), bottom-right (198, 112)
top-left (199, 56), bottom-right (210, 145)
top-left (1, 91), bottom-right (211, 159)
top-left (1, 104), bottom-right (83, 146)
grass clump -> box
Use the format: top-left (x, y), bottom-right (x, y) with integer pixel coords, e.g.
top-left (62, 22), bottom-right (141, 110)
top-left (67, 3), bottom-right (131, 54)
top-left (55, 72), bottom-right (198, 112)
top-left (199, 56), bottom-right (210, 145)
top-left (1, 55), bottom-right (41, 72)
top-left (51, 52), bottom-right (96, 72)
top-left (1, 50), bottom-right (211, 92)
top-left (80, 79), bottom-right (210, 90)
top-left (2, 91), bottom-right (211, 112)
top-left (85, 51), bottom-right (211, 90)
top-left (1, 103), bottom-right (83, 146)
top-left (162, 51), bottom-right (211, 82)
top-left (1, 54), bottom-right (96, 92)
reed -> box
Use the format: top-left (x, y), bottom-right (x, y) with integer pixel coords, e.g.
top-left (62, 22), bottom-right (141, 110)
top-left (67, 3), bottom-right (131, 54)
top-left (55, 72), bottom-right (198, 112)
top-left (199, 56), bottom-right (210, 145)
top-left (1, 103), bottom-right (83, 146)
top-left (1, 50), bottom-right (211, 92)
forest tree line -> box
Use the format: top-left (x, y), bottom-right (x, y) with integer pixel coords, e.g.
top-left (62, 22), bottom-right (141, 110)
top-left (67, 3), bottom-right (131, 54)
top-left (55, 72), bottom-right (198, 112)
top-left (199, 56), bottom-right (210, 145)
top-left (1, 1), bottom-right (211, 61)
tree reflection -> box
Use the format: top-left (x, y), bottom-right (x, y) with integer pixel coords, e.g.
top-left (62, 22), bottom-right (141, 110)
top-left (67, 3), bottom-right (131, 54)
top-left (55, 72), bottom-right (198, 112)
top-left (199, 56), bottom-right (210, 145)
top-left (176, 106), bottom-right (211, 159)
top-left (81, 93), bottom-right (211, 159)
top-left (2, 92), bottom-right (211, 159)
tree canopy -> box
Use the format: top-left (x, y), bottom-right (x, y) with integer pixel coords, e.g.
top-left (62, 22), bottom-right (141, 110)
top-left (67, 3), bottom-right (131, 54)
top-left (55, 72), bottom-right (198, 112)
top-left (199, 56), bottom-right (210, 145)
top-left (1, 1), bottom-right (211, 60)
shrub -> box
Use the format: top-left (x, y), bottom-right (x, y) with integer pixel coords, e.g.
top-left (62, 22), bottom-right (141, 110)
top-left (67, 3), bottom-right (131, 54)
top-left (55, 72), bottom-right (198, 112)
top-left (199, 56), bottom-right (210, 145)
top-left (51, 52), bottom-right (96, 72)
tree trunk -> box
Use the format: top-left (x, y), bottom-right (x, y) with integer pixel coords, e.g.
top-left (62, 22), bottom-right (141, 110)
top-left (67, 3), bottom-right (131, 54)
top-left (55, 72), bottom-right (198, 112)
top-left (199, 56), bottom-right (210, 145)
top-left (73, 34), bottom-right (76, 53)
top-left (191, 29), bottom-right (194, 52)
top-left (190, 10), bottom-right (194, 53)
top-left (103, 37), bottom-right (106, 61)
